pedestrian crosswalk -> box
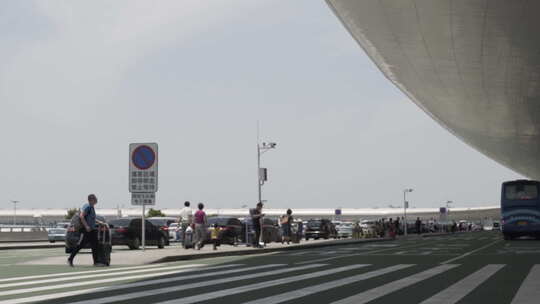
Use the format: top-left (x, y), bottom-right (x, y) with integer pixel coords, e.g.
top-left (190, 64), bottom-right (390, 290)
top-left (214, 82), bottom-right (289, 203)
top-left (0, 261), bottom-right (538, 303)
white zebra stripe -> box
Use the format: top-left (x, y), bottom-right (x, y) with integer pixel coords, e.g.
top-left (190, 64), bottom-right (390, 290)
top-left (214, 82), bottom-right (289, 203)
top-left (156, 265), bottom-right (370, 304)
top-left (0, 263), bottom-right (211, 289)
top-left (0, 263), bottom-right (176, 283)
top-left (331, 264), bottom-right (459, 304)
top-left (0, 264), bottom-right (284, 304)
top-left (420, 264), bottom-right (504, 303)
top-left (511, 265), bottom-right (540, 304)
top-left (66, 264), bottom-right (328, 304)
top-left (243, 264), bottom-right (413, 304)
top-left (0, 264), bottom-right (238, 297)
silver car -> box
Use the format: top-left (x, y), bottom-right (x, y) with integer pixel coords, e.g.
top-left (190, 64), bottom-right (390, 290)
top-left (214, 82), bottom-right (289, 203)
top-left (336, 222), bottom-right (353, 238)
top-left (48, 228), bottom-right (67, 243)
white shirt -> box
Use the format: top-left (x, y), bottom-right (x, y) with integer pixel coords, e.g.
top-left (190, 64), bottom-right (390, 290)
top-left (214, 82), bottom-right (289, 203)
top-left (179, 207), bottom-right (193, 224)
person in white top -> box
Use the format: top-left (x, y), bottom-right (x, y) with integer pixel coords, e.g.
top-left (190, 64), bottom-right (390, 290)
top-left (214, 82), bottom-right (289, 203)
top-left (178, 201), bottom-right (193, 248)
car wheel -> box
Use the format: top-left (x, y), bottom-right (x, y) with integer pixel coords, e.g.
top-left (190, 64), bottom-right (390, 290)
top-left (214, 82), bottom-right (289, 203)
top-left (50, 241), bottom-right (55, 243)
top-left (158, 236), bottom-right (166, 249)
top-left (129, 237), bottom-right (141, 250)
top-left (305, 237), bottom-right (309, 241)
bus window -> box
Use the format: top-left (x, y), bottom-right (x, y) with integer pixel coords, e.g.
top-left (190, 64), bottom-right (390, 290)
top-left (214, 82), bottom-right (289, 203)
top-left (505, 184), bottom-right (538, 200)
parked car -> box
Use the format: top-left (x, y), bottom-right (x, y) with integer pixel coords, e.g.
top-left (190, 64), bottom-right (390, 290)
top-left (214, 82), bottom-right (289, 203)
top-left (305, 219), bottom-right (337, 240)
top-left (336, 222), bottom-right (353, 238)
top-left (48, 227), bottom-right (66, 243)
top-left (65, 215), bottom-right (107, 253)
top-left (262, 218), bottom-right (282, 244)
top-left (360, 220), bottom-right (377, 236)
top-left (147, 218), bottom-right (174, 246)
top-left (241, 217), bottom-right (282, 245)
top-left (108, 218), bottom-right (168, 249)
top-left (56, 222), bottom-right (70, 229)
top-left (205, 216), bottom-right (243, 245)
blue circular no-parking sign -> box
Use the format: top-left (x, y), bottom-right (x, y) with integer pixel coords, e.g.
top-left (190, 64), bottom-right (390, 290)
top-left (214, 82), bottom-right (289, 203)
top-left (132, 145), bottom-right (156, 170)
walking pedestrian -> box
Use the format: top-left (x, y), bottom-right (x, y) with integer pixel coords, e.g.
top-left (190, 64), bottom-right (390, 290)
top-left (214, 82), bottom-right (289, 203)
top-left (280, 209), bottom-right (293, 245)
top-left (68, 194), bottom-right (105, 267)
top-left (193, 203), bottom-right (207, 250)
top-left (178, 201), bottom-right (193, 248)
top-left (415, 217), bottom-right (422, 235)
top-left (211, 223), bottom-right (221, 250)
top-left (250, 202), bottom-right (265, 248)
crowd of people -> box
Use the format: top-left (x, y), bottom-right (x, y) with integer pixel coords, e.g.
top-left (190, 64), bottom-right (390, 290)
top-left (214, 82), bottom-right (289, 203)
top-left (176, 201), bottom-right (296, 250)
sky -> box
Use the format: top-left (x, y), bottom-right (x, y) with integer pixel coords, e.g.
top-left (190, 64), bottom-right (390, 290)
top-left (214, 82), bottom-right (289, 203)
top-left (0, 1), bottom-right (523, 210)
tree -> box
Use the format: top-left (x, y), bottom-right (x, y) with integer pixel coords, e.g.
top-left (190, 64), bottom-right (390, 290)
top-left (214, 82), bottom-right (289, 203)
top-left (65, 208), bottom-right (79, 220)
top-left (147, 208), bottom-right (166, 217)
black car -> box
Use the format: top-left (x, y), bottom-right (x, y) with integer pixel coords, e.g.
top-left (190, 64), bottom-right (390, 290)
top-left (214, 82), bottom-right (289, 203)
top-left (108, 218), bottom-right (169, 249)
top-left (241, 218), bottom-right (282, 245)
top-left (305, 219), bottom-right (337, 240)
top-left (65, 215), bottom-right (107, 253)
top-left (205, 216), bottom-right (243, 245)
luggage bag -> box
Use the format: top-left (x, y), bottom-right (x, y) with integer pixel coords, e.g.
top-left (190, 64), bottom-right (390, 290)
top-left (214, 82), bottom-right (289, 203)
top-left (183, 227), bottom-right (194, 249)
top-left (96, 224), bottom-right (112, 266)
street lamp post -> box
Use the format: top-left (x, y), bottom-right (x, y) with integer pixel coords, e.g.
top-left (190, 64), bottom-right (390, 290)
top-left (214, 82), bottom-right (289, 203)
top-left (403, 189), bottom-right (413, 236)
top-left (257, 142), bottom-right (277, 204)
top-left (10, 200), bottom-right (19, 226)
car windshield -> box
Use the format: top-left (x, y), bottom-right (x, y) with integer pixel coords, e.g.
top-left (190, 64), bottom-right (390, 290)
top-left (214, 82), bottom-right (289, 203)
top-left (505, 183), bottom-right (538, 200)
top-left (307, 221), bottom-right (321, 228)
top-left (207, 218), bottom-right (230, 226)
top-left (148, 219), bottom-right (167, 226)
top-left (109, 219), bottom-right (131, 227)
top-left (49, 229), bottom-right (65, 234)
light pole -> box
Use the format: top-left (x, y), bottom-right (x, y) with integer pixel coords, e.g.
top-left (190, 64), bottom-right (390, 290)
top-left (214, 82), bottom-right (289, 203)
top-left (257, 142), bottom-right (277, 204)
top-left (10, 200), bottom-right (19, 226)
top-left (403, 189), bottom-right (413, 236)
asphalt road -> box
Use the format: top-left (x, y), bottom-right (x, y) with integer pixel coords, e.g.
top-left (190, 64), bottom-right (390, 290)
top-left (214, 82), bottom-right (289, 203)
top-left (0, 231), bottom-right (538, 303)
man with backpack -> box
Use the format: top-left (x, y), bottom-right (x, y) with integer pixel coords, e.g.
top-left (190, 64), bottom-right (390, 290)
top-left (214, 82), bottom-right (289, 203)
top-left (68, 194), bottom-right (104, 267)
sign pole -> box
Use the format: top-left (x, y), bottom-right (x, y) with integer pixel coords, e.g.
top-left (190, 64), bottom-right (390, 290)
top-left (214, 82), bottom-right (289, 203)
top-left (142, 204), bottom-right (146, 251)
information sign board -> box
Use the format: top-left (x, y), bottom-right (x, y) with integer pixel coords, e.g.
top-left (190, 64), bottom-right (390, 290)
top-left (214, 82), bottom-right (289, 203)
top-left (129, 143), bottom-right (158, 193)
top-left (131, 193), bottom-right (156, 206)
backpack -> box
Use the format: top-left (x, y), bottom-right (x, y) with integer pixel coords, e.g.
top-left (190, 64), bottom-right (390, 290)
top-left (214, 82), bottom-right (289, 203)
top-left (70, 212), bottom-right (83, 232)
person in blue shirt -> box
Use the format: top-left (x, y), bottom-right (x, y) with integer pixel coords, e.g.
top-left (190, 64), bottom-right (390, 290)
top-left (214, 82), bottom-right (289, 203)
top-left (68, 194), bottom-right (104, 267)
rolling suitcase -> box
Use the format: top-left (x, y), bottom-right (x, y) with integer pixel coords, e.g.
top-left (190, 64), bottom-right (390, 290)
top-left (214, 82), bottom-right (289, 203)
top-left (96, 224), bottom-right (112, 266)
top-left (183, 226), bottom-right (194, 249)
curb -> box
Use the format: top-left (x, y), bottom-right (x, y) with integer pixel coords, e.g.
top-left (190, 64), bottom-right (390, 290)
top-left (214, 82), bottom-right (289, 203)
top-left (151, 238), bottom-right (392, 264)
top-left (0, 240), bottom-right (50, 243)
top-left (0, 244), bottom-right (64, 250)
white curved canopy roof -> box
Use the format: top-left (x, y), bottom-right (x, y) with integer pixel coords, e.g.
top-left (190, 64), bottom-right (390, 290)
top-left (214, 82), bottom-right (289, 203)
top-left (327, 0), bottom-right (540, 178)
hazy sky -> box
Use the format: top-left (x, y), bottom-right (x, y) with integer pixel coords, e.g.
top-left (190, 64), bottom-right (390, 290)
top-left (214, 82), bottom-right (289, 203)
top-left (0, 1), bottom-right (523, 210)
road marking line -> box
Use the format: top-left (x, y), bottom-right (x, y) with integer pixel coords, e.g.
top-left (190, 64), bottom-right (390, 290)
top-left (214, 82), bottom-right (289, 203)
top-left (295, 242), bottom-right (428, 265)
top-left (65, 264), bottom-right (327, 304)
top-left (420, 264), bottom-right (504, 303)
top-left (511, 265), bottom-right (540, 304)
top-left (242, 264), bottom-right (414, 304)
top-left (440, 240), bottom-right (501, 264)
top-left (0, 264), bottom-right (284, 304)
top-left (0, 262), bottom-right (177, 283)
top-left (331, 264), bottom-right (459, 304)
top-left (0, 263), bottom-right (236, 297)
top-left (156, 264), bottom-right (370, 304)
top-left (287, 251), bottom-right (316, 256)
top-left (0, 263), bottom-right (209, 289)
